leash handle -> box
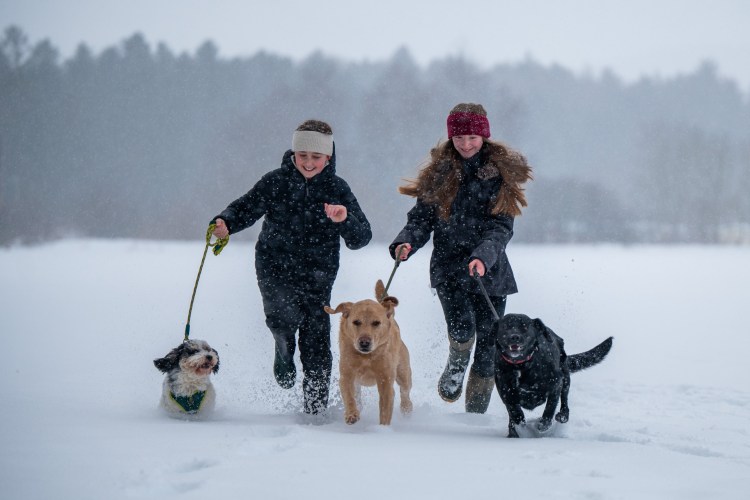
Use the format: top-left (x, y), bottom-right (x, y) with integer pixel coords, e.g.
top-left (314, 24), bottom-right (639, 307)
top-left (207, 222), bottom-right (229, 255)
top-left (381, 246), bottom-right (407, 300)
top-left (473, 272), bottom-right (500, 321)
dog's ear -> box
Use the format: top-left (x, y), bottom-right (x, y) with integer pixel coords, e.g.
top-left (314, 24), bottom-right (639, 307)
top-left (533, 318), bottom-right (557, 342)
top-left (211, 349), bottom-right (220, 374)
top-left (375, 280), bottom-right (399, 308)
top-left (375, 279), bottom-right (385, 300)
top-left (381, 295), bottom-right (398, 308)
top-left (531, 318), bottom-right (551, 340)
top-left (153, 357), bottom-right (171, 372)
top-left (153, 344), bottom-right (183, 373)
top-left (381, 296), bottom-right (398, 318)
top-left (324, 303), bottom-right (352, 317)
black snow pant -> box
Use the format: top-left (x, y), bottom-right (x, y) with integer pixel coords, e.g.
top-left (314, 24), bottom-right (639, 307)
top-left (259, 278), bottom-right (333, 415)
top-left (436, 279), bottom-right (507, 378)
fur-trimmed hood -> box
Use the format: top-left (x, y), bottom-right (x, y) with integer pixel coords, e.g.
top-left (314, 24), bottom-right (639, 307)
top-left (400, 140), bottom-right (533, 219)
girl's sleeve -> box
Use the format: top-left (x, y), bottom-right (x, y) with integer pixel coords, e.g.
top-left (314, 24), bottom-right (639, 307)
top-left (389, 199), bottom-right (436, 258)
top-left (212, 175), bottom-right (270, 234)
top-left (470, 213), bottom-right (514, 269)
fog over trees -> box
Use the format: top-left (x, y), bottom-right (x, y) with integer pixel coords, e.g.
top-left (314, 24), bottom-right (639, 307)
top-left (1, 26), bottom-right (749, 246)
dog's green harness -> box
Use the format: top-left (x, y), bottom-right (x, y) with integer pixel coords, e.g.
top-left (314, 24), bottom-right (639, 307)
top-left (170, 391), bottom-right (206, 413)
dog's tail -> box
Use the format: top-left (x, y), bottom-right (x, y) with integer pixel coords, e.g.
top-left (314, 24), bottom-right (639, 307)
top-left (567, 337), bottom-right (613, 373)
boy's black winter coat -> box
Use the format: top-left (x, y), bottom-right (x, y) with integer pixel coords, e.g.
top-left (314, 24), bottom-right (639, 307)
top-left (214, 148), bottom-right (372, 292)
top-left (391, 148), bottom-right (517, 296)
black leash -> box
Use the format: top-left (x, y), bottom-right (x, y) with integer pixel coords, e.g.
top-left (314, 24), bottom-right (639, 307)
top-left (380, 246), bottom-right (406, 300)
top-left (473, 272), bottom-right (500, 321)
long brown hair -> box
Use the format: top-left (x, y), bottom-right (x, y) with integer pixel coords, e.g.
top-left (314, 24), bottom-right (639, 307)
top-left (399, 136), bottom-right (533, 219)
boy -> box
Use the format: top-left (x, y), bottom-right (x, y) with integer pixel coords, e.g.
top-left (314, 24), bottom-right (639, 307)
top-left (212, 119), bottom-right (372, 415)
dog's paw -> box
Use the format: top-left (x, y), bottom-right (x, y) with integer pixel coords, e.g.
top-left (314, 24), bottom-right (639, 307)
top-left (345, 411), bottom-right (360, 425)
top-left (536, 418), bottom-right (553, 433)
top-left (555, 411), bottom-right (569, 424)
top-left (511, 414), bottom-right (526, 426)
top-left (507, 426), bottom-right (520, 438)
top-left (400, 399), bottom-right (413, 415)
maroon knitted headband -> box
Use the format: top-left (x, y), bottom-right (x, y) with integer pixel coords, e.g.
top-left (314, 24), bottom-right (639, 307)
top-left (447, 111), bottom-right (491, 139)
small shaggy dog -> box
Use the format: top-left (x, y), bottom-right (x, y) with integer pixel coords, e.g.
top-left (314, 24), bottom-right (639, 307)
top-left (325, 280), bottom-right (413, 425)
top-left (494, 314), bottom-right (613, 438)
top-left (153, 339), bottom-right (220, 416)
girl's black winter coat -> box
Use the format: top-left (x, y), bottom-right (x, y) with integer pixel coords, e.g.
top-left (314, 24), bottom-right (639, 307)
top-left (391, 150), bottom-right (517, 297)
top-left (214, 148), bottom-right (371, 292)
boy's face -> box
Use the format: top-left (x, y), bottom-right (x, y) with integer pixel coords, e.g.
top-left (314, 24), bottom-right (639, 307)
top-left (452, 135), bottom-right (483, 159)
top-left (294, 151), bottom-right (330, 179)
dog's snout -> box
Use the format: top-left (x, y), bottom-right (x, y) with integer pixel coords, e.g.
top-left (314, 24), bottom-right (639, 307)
top-left (509, 333), bottom-right (523, 344)
top-left (358, 336), bottom-right (372, 351)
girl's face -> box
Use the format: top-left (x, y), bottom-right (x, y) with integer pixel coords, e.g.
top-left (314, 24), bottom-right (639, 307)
top-left (452, 135), bottom-right (484, 159)
top-left (293, 151), bottom-right (330, 179)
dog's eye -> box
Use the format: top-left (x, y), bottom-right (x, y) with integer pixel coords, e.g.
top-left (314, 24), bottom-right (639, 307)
top-left (352, 320), bottom-right (362, 326)
top-left (371, 321), bottom-right (381, 327)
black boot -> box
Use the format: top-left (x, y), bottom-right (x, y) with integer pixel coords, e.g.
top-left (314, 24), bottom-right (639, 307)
top-left (438, 337), bottom-right (474, 402)
top-left (303, 369), bottom-right (330, 416)
top-left (464, 368), bottom-right (495, 413)
top-left (272, 331), bottom-right (297, 389)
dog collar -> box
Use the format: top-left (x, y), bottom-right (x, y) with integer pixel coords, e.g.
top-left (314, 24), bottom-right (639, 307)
top-left (501, 352), bottom-right (534, 365)
top-left (500, 344), bottom-right (538, 366)
top-left (170, 390), bottom-right (206, 413)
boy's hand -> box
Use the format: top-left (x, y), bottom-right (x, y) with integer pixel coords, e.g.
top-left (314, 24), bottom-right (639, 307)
top-left (324, 203), bottom-right (347, 223)
top-left (212, 218), bottom-right (229, 238)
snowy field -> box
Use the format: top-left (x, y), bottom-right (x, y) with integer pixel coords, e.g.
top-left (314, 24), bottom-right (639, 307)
top-left (2, 240), bottom-right (749, 499)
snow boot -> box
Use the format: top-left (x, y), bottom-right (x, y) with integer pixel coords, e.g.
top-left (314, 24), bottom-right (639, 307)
top-left (303, 369), bottom-right (330, 416)
top-left (272, 330), bottom-right (297, 389)
top-left (437, 337), bottom-right (474, 402)
top-left (464, 368), bottom-right (495, 414)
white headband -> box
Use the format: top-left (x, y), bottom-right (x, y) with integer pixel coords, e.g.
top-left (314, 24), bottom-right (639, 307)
top-left (292, 130), bottom-right (333, 156)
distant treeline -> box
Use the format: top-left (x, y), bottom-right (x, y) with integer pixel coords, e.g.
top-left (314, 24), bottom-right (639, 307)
top-left (1, 25), bottom-right (749, 246)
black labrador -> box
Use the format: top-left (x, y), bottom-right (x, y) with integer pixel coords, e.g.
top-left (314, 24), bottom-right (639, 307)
top-left (494, 313), bottom-right (613, 438)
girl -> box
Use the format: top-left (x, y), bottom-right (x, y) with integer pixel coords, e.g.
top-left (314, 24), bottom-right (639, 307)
top-left (212, 119), bottom-right (372, 416)
top-left (390, 103), bottom-right (532, 413)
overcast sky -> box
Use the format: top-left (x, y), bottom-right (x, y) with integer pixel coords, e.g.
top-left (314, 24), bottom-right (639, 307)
top-left (3, 0), bottom-right (749, 91)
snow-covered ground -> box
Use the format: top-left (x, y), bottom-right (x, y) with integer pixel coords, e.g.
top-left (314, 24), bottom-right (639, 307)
top-left (2, 240), bottom-right (749, 499)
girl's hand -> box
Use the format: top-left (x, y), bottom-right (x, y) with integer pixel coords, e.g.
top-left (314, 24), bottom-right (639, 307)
top-left (468, 259), bottom-right (486, 277)
top-left (395, 243), bottom-right (412, 261)
top-left (324, 203), bottom-right (347, 223)
top-left (213, 218), bottom-right (229, 238)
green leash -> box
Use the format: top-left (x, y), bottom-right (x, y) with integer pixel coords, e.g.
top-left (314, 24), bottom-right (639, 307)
top-left (184, 223), bottom-right (229, 341)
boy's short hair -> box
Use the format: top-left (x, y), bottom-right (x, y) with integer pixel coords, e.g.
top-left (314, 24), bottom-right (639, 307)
top-left (296, 120), bottom-right (333, 135)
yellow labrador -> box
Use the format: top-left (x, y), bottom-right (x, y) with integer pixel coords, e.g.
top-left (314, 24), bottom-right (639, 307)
top-left (325, 280), bottom-right (413, 425)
